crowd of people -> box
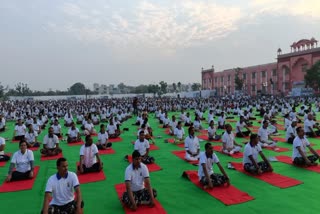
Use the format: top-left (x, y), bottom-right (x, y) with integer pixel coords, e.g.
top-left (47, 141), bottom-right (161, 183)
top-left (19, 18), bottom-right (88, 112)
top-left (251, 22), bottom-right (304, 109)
top-left (1, 95), bottom-right (320, 212)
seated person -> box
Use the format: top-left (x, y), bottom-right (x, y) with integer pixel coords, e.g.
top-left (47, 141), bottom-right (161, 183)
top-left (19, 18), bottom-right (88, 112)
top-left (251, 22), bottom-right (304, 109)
top-left (84, 119), bottom-right (97, 136)
top-left (183, 112), bottom-right (192, 127)
top-left (268, 120), bottom-right (280, 135)
top-left (42, 157), bottom-right (83, 214)
top-left (100, 110), bottom-right (108, 123)
top-left (286, 120), bottom-right (297, 144)
top-left (137, 124), bottom-right (155, 144)
top-left (207, 120), bottom-right (221, 141)
top-left (162, 113), bottom-right (170, 128)
top-left (217, 112), bottom-right (226, 129)
top-left (64, 112), bottom-right (74, 127)
top-left (284, 114), bottom-right (292, 131)
top-left (91, 113), bottom-right (100, 125)
top-left (258, 120), bottom-right (277, 148)
top-left (67, 122), bottom-right (81, 143)
top-left (169, 115), bottom-right (178, 135)
top-left (0, 136), bottom-right (10, 162)
top-left (243, 134), bottom-right (273, 174)
top-left (107, 119), bottom-right (120, 138)
top-left (248, 109), bottom-right (256, 120)
top-left (122, 151), bottom-right (156, 211)
top-left (193, 115), bottom-right (203, 131)
top-left (76, 112), bottom-right (84, 125)
top-left (25, 124), bottom-right (40, 148)
top-left (134, 113), bottom-right (142, 126)
top-left (222, 124), bottom-right (242, 155)
top-left (235, 116), bottom-right (251, 137)
top-left (134, 131), bottom-right (155, 164)
top-left (292, 127), bottom-right (320, 166)
top-left (304, 113), bottom-right (320, 137)
top-left (207, 110), bottom-right (214, 124)
top-left (32, 117), bottom-right (42, 134)
top-left (51, 119), bottom-right (62, 138)
top-left (173, 121), bottom-right (185, 144)
top-left (0, 114), bottom-right (6, 132)
top-left (41, 127), bottom-right (62, 156)
top-left (198, 142), bottom-right (230, 188)
top-left (12, 119), bottom-right (26, 141)
top-left (97, 124), bottom-right (112, 150)
top-left (6, 140), bottom-right (35, 182)
top-left (185, 126), bottom-right (200, 161)
top-left (78, 135), bottom-right (103, 174)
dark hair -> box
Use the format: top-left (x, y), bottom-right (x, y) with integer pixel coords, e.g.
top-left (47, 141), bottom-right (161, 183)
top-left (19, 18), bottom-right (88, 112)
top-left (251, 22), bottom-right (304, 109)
top-left (132, 150), bottom-right (141, 159)
top-left (100, 124), bottom-right (105, 129)
top-left (188, 126), bottom-right (194, 133)
top-left (139, 130), bottom-right (145, 135)
top-left (85, 135), bottom-right (91, 142)
top-left (205, 142), bottom-right (212, 150)
top-left (19, 139), bottom-right (27, 146)
top-left (250, 133), bottom-right (258, 141)
top-left (296, 126), bottom-right (303, 133)
top-left (57, 157), bottom-right (67, 167)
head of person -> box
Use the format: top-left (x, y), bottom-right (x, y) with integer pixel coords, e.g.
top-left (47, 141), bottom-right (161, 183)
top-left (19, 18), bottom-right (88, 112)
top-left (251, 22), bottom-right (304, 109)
top-left (132, 150), bottom-right (141, 168)
top-left (85, 135), bottom-right (93, 146)
top-left (172, 115), bottom-right (176, 121)
top-left (54, 119), bottom-right (58, 125)
top-left (71, 122), bottom-right (76, 129)
top-left (239, 116), bottom-right (244, 123)
top-left (225, 124), bottom-right (232, 133)
top-left (209, 120), bottom-right (214, 127)
top-left (262, 120), bottom-right (269, 129)
top-left (48, 127), bottom-right (54, 137)
top-left (291, 120), bottom-right (297, 127)
top-left (19, 140), bottom-right (28, 153)
top-left (204, 142), bottom-right (213, 156)
top-left (177, 121), bottom-right (182, 129)
top-left (308, 113), bottom-right (313, 120)
top-left (139, 130), bottom-right (145, 141)
top-left (100, 124), bottom-right (105, 132)
top-left (296, 126), bottom-right (304, 138)
top-left (17, 119), bottom-right (22, 125)
top-left (28, 124), bottom-right (34, 132)
top-left (56, 157), bottom-right (68, 177)
top-left (250, 133), bottom-right (259, 146)
top-left (188, 126), bottom-right (195, 136)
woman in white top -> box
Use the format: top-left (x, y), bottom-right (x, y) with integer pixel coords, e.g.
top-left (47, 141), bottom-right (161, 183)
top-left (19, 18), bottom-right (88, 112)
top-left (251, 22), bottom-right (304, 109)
top-left (6, 140), bottom-right (35, 182)
top-left (207, 120), bottom-right (221, 141)
top-left (78, 135), bottom-right (102, 174)
top-left (12, 119), bottom-right (26, 141)
top-left (97, 124), bottom-right (112, 150)
top-left (173, 121), bottom-right (185, 144)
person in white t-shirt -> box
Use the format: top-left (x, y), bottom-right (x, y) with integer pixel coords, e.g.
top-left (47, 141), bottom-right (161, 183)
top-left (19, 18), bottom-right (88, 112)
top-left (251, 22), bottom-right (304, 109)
top-left (0, 114), bottom-right (6, 132)
top-left (107, 119), bottom-right (120, 138)
top-left (122, 151), bottom-right (156, 211)
top-left (184, 126), bottom-right (200, 161)
top-left (222, 124), bottom-right (242, 155)
top-left (235, 116), bottom-right (251, 137)
top-left (6, 140), bottom-right (34, 182)
top-left (12, 119), bottom-right (26, 141)
top-left (67, 122), bottom-right (81, 143)
top-left (133, 131), bottom-right (155, 164)
top-left (169, 115), bottom-right (177, 135)
top-left (292, 127), bottom-right (320, 166)
top-left (193, 115), bottom-right (203, 131)
top-left (51, 120), bottom-right (62, 138)
top-left (285, 120), bottom-right (297, 144)
top-left (25, 124), bottom-right (40, 148)
top-left (258, 120), bottom-right (277, 148)
top-left (173, 121), bottom-right (185, 144)
top-left (243, 134), bottom-right (273, 174)
top-left (0, 137), bottom-right (10, 162)
top-left (84, 119), bottom-right (97, 136)
top-left (304, 114), bottom-right (320, 137)
top-left (97, 124), bottom-right (112, 150)
top-left (197, 142), bottom-right (230, 189)
top-left (207, 120), bottom-right (221, 141)
top-left (42, 157), bottom-right (83, 214)
top-left (78, 135), bottom-right (102, 173)
top-left (41, 127), bottom-right (62, 156)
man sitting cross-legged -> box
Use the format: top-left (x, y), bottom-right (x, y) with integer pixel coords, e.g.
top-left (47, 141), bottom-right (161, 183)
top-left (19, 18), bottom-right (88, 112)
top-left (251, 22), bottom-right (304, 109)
top-left (78, 135), bottom-right (103, 174)
top-left (40, 127), bottom-right (62, 157)
top-left (25, 124), bottom-right (41, 148)
top-left (243, 134), bottom-right (273, 174)
top-left (235, 116), bottom-right (251, 138)
top-left (198, 142), bottom-right (230, 189)
top-left (96, 124), bottom-right (112, 150)
top-left (222, 124), bottom-right (242, 155)
top-left (67, 122), bottom-right (81, 143)
top-left (185, 126), bottom-right (200, 161)
top-left (292, 126), bottom-right (320, 166)
top-left (133, 131), bottom-right (155, 164)
top-left (122, 151), bottom-right (156, 211)
top-left (0, 136), bottom-right (10, 162)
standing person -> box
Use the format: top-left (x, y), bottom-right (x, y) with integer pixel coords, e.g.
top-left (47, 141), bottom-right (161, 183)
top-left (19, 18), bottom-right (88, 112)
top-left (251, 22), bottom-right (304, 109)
top-left (41, 157), bottom-right (83, 214)
top-left (122, 151), bottom-right (156, 211)
top-left (6, 140), bottom-right (34, 182)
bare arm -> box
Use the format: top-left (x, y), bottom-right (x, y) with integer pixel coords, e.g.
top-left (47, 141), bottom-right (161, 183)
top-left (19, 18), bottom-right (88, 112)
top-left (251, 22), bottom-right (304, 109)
top-left (259, 151), bottom-right (273, 171)
top-left (308, 146), bottom-right (320, 159)
top-left (202, 163), bottom-right (213, 188)
top-left (42, 192), bottom-right (51, 214)
top-left (125, 181), bottom-right (137, 210)
top-left (217, 162), bottom-right (230, 185)
top-left (74, 186), bottom-right (82, 214)
top-left (144, 177), bottom-right (155, 206)
top-left (296, 146), bottom-right (310, 164)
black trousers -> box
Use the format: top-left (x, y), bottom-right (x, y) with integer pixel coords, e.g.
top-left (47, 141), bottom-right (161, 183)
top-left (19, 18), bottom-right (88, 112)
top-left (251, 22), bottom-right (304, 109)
top-left (11, 170), bottom-right (31, 181)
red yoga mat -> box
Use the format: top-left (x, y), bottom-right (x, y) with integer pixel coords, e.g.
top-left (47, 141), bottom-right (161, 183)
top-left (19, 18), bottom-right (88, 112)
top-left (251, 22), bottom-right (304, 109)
top-left (76, 163), bottom-right (106, 184)
top-left (28, 147), bottom-right (40, 151)
top-left (226, 119), bottom-right (237, 122)
top-left (41, 153), bottom-right (63, 161)
top-left (131, 142), bottom-right (159, 151)
top-left (164, 129), bottom-right (173, 135)
top-left (183, 170), bottom-right (254, 205)
top-left (0, 166), bottom-right (40, 192)
top-left (99, 148), bottom-right (116, 155)
top-left (276, 155), bottom-right (320, 173)
top-left (197, 135), bottom-right (222, 142)
top-left (115, 183), bottom-right (167, 214)
top-left (109, 137), bottom-right (123, 143)
top-left (91, 133), bottom-right (98, 137)
top-left (272, 137), bottom-right (287, 143)
top-left (263, 146), bottom-right (290, 152)
top-left (212, 146), bottom-right (243, 159)
top-left (127, 156), bottom-right (162, 172)
top-left (231, 162), bottom-right (303, 188)
top-left (171, 151), bottom-right (198, 165)
top-left (0, 153), bottom-right (11, 167)
top-left (67, 140), bottom-right (85, 146)
top-left (11, 139), bottom-right (20, 143)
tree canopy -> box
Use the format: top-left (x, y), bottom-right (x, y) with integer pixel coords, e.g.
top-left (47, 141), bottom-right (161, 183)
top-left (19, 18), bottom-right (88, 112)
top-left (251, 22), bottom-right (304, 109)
top-left (305, 60), bottom-right (320, 90)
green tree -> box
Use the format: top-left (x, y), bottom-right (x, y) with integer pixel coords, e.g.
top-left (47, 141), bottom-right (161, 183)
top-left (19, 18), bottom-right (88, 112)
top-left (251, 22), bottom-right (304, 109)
top-left (147, 84), bottom-right (159, 95)
top-left (69, 82), bottom-right (86, 95)
top-left (234, 67), bottom-right (244, 91)
top-left (118, 82), bottom-right (126, 93)
top-left (159, 81), bottom-right (168, 95)
top-left (305, 61), bottom-right (320, 90)
top-left (15, 82), bottom-right (32, 96)
top-left (172, 83), bottom-right (177, 92)
top-left (177, 82), bottom-right (182, 92)
top-left (191, 83), bottom-right (201, 91)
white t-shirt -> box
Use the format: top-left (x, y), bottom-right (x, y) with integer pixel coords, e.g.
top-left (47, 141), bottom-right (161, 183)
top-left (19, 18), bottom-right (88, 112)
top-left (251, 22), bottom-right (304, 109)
top-left (304, 119), bottom-right (315, 133)
top-left (11, 149), bottom-right (34, 173)
top-left (107, 124), bottom-right (117, 135)
top-left (43, 135), bottom-right (59, 149)
top-left (174, 128), bottom-right (185, 139)
top-left (98, 131), bottom-right (109, 144)
top-left (207, 126), bottom-right (216, 137)
top-left (51, 124), bottom-right (61, 134)
top-left (236, 121), bottom-right (245, 133)
top-left (80, 144), bottom-right (98, 167)
top-left (292, 136), bottom-right (310, 160)
top-left (222, 132), bottom-right (235, 149)
top-left (184, 135), bottom-right (200, 153)
top-left (134, 139), bottom-right (150, 156)
top-left (68, 128), bottom-right (79, 138)
top-left (0, 118), bottom-right (6, 129)
top-left (243, 143), bottom-right (262, 165)
top-left (286, 126), bottom-right (297, 141)
top-left (15, 124), bottom-right (26, 136)
top-left (218, 116), bottom-right (225, 126)
top-left (0, 137), bottom-right (5, 146)
top-left (125, 163), bottom-right (149, 192)
top-left (198, 152), bottom-right (219, 179)
top-left (25, 131), bottom-right (38, 143)
top-left (258, 127), bottom-right (269, 142)
top-left (45, 171), bottom-right (80, 206)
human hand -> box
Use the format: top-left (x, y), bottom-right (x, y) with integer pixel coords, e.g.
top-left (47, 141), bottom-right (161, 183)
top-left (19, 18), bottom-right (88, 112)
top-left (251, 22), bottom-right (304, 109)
top-left (149, 199), bottom-right (155, 207)
top-left (6, 175), bottom-right (11, 182)
top-left (257, 168), bottom-right (263, 175)
top-left (29, 171), bottom-right (34, 178)
top-left (130, 204), bottom-right (137, 211)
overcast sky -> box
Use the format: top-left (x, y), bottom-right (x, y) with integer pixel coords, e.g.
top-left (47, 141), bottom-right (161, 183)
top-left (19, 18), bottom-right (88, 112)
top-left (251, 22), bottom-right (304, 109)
top-left (1, 0), bottom-right (320, 91)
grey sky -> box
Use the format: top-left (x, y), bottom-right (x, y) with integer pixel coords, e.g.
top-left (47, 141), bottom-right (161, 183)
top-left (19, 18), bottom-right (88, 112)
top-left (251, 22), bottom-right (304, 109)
top-left (1, 0), bottom-right (320, 91)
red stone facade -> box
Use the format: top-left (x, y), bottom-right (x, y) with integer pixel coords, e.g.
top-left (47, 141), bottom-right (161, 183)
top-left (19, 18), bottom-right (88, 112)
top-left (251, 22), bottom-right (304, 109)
top-left (202, 38), bottom-right (320, 96)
